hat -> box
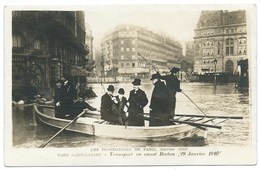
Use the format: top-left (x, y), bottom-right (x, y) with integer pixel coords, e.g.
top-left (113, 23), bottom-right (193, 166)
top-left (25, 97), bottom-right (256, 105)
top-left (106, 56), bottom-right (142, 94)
top-left (170, 67), bottom-right (180, 73)
top-left (118, 88), bottom-right (125, 95)
top-left (150, 74), bottom-right (160, 80)
top-left (107, 85), bottom-right (115, 92)
top-left (132, 78), bottom-right (141, 86)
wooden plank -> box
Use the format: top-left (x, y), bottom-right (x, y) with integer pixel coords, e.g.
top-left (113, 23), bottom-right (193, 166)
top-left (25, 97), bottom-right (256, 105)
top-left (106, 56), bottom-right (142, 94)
top-left (175, 114), bottom-right (243, 120)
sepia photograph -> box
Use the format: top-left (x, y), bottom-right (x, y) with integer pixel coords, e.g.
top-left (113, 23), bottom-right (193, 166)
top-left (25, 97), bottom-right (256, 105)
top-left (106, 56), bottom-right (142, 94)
top-left (3, 2), bottom-right (257, 167)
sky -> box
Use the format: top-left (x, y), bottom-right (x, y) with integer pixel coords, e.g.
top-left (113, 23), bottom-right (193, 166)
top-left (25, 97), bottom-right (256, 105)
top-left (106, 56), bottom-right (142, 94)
top-left (84, 5), bottom-right (252, 50)
top-left (85, 5), bottom-right (202, 49)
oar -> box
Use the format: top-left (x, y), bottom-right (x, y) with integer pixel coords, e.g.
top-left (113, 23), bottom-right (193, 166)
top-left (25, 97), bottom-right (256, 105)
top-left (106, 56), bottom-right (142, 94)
top-left (137, 53), bottom-right (158, 72)
top-left (171, 120), bottom-right (222, 129)
top-left (181, 91), bottom-right (216, 125)
top-left (39, 110), bottom-right (86, 148)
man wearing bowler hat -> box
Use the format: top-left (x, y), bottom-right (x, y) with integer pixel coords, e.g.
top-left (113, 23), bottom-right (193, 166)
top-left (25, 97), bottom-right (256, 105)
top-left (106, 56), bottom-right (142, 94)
top-left (150, 74), bottom-right (172, 126)
top-left (100, 85), bottom-right (120, 124)
top-left (158, 67), bottom-right (182, 120)
top-left (127, 78), bottom-right (148, 126)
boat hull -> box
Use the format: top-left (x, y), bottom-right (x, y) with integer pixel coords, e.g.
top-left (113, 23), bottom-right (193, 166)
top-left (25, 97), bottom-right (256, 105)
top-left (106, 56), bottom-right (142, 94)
top-left (35, 105), bottom-right (207, 141)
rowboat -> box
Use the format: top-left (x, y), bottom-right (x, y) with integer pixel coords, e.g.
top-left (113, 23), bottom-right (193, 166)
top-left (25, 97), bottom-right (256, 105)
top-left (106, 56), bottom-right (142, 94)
top-left (34, 104), bottom-right (242, 141)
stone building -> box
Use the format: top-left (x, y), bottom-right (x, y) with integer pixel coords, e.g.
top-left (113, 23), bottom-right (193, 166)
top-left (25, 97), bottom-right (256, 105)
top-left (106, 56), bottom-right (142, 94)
top-left (182, 41), bottom-right (195, 72)
top-left (12, 11), bottom-right (89, 97)
top-left (101, 25), bottom-right (183, 78)
top-left (193, 10), bottom-right (247, 75)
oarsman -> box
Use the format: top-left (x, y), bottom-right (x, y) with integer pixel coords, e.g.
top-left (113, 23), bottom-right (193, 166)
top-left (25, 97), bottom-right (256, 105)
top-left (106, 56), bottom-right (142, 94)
top-left (149, 74), bottom-right (172, 126)
top-left (69, 93), bottom-right (98, 119)
top-left (100, 85), bottom-right (121, 125)
top-left (158, 67), bottom-right (182, 120)
top-left (127, 78), bottom-right (148, 126)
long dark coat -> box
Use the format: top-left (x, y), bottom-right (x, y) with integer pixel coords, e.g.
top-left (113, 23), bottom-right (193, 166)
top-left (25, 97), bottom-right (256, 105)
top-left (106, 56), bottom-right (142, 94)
top-left (100, 93), bottom-right (119, 123)
top-left (149, 80), bottom-right (172, 126)
top-left (115, 96), bottom-right (128, 125)
top-left (159, 74), bottom-right (181, 119)
top-left (128, 89), bottom-right (148, 126)
top-left (59, 83), bottom-right (75, 117)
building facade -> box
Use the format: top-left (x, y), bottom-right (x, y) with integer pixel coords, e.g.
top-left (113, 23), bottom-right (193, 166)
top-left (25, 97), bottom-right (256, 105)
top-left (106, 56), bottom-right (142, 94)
top-left (193, 10), bottom-right (247, 75)
top-left (182, 41), bottom-right (195, 72)
top-left (12, 11), bottom-right (89, 94)
top-left (101, 25), bottom-right (183, 77)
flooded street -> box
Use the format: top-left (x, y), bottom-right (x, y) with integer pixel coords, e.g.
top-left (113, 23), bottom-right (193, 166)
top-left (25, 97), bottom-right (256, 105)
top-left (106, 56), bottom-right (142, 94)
top-left (12, 82), bottom-right (250, 148)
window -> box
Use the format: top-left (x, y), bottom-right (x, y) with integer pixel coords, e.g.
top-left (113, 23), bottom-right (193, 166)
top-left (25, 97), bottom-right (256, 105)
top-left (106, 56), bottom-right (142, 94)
top-left (132, 63), bottom-right (135, 67)
top-left (226, 38), bottom-right (234, 56)
top-left (33, 39), bottom-right (41, 50)
top-left (13, 34), bottom-right (23, 48)
top-left (126, 48), bottom-right (130, 52)
top-left (132, 55), bottom-right (137, 59)
top-left (126, 63), bottom-right (130, 67)
top-left (132, 48), bottom-right (135, 52)
top-left (121, 63), bottom-right (124, 67)
top-left (121, 47), bottom-right (124, 52)
top-left (121, 55), bottom-right (124, 60)
top-left (132, 40), bottom-right (135, 44)
top-left (121, 40), bottom-right (124, 44)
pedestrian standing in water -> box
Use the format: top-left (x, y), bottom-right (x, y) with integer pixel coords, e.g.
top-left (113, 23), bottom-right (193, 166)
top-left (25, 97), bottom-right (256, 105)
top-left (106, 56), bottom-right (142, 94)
top-left (115, 88), bottom-right (128, 125)
top-left (100, 85), bottom-right (121, 124)
top-left (149, 74), bottom-right (172, 126)
top-left (158, 67), bottom-right (182, 120)
top-left (127, 78), bottom-right (148, 126)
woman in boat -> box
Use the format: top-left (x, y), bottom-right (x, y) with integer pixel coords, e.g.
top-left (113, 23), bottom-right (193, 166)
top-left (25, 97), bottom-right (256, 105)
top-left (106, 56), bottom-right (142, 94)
top-left (115, 88), bottom-right (128, 125)
top-left (100, 85), bottom-right (121, 125)
top-left (127, 78), bottom-right (148, 126)
top-left (157, 67), bottom-right (182, 120)
top-left (149, 74), bottom-right (172, 126)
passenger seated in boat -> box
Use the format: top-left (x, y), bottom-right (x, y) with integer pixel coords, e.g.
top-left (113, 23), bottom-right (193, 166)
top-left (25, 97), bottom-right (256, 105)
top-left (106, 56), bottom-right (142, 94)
top-left (100, 85), bottom-right (122, 125)
top-left (149, 74), bottom-right (172, 126)
top-left (67, 93), bottom-right (98, 119)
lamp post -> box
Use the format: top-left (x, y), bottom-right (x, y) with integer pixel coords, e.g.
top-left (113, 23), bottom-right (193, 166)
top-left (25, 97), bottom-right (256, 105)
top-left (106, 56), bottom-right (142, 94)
top-left (213, 58), bottom-right (218, 88)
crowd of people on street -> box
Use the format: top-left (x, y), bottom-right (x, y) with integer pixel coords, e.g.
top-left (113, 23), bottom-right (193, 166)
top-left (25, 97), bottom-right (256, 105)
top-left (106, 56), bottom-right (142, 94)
top-left (54, 67), bottom-right (182, 126)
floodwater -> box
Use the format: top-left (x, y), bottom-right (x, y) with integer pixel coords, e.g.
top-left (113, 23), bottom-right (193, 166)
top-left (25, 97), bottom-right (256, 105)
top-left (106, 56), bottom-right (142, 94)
top-left (12, 82), bottom-right (251, 148)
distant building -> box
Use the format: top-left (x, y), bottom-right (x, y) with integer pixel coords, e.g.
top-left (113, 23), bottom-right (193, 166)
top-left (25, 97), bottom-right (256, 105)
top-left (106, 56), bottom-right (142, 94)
top-left (182, 41), bottom-right (195, 72)
top-left (101, 25), bottom-right (182, 77)
top-left (193, 10), bottom-right (247, 75)
top-left (12, 11), bottom-right (89, 93)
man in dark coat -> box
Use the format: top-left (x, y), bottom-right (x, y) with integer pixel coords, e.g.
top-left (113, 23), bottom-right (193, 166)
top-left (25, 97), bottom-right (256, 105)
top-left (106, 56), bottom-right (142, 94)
top-left (149, 74), bottom-right (172, 126)
top-left (100, 85), bottom-right (120, 124)
top-left (60, 78), bottom-right (75, 118)
top-left (54, 80), bottom-right (62, 118)
top-left (158, 67), bottom-right (182, 120)
top-left (127, 78), bottom-right (148, 126)
top-left (68, 93), bottom-right (98, 119)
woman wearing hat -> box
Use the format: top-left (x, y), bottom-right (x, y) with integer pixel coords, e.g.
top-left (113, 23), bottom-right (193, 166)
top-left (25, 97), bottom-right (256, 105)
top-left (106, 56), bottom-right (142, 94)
top-left (115, 88), bottom-right (128, 125)
top-left (127, 78), bottom-right (148, 126)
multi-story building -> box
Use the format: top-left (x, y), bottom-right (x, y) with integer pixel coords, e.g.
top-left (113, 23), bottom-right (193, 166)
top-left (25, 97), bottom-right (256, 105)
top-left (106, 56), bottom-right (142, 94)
top-left (193, 10), bottom-right (247, 75)
top-left (101, 25), bottom-right (183, 77)
top-left (182, 41), bottom-right (195, 72)
top-left (12, 11), bottom-right (89, 94)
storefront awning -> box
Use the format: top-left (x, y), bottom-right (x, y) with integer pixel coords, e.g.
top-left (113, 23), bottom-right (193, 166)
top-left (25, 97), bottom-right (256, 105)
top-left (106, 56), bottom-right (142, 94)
top-left (70, 65), bottom-right (91, 76)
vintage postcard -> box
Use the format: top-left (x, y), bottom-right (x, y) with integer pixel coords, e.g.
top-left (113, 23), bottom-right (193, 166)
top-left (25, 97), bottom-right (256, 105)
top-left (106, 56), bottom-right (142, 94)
top-left (4, 4), bottom-right (257, 166)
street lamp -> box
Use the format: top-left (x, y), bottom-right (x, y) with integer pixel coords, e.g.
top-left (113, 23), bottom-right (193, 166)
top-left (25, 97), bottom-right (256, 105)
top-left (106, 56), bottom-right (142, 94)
top-left (213, 58), bottom-right (218, 88)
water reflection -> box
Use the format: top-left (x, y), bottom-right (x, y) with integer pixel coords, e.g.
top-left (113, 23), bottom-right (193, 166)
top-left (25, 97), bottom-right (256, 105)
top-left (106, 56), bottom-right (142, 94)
top-left (12, 83), bottom-right (250, 148)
